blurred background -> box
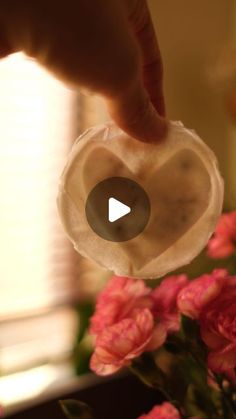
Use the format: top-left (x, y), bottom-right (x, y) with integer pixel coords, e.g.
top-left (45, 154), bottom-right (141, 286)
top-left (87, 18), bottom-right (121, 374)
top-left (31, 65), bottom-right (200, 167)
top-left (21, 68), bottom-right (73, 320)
top-left (1, 0), bottom-right (236, 415)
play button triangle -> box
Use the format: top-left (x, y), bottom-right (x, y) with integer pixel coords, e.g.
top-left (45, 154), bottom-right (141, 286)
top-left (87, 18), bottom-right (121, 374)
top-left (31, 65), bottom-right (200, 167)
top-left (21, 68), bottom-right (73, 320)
top-left (108, 197), bottom-right (131, 223)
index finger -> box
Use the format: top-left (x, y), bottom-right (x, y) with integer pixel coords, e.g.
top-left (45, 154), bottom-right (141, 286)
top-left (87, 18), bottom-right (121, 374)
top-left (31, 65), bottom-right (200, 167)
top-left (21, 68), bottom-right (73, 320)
top-left (126, 0), bottom-right (165, 116)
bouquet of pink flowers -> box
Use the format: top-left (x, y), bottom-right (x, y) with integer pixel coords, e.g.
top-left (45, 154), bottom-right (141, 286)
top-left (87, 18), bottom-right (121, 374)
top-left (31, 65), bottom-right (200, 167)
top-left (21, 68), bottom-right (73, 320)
top-left (61, 211), bottom-right (236, 419)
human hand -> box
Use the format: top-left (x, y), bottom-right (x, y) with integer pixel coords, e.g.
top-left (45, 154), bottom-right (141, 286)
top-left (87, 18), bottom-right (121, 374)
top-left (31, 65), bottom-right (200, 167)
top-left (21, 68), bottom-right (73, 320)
top-left (0, 0), bottom-right (167, 142)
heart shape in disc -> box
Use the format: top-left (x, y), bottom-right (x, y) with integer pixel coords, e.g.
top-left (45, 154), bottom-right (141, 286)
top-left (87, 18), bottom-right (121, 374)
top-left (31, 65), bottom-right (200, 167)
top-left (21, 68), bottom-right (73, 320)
top-left (57, 121), bottom-right (224, 278)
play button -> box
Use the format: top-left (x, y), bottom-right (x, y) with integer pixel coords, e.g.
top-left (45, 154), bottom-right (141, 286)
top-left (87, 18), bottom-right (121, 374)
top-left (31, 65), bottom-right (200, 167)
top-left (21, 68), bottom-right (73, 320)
top-left (85, 177), bottom-right (151, 242)
top-left (108, 198), bottom-right (131, 222)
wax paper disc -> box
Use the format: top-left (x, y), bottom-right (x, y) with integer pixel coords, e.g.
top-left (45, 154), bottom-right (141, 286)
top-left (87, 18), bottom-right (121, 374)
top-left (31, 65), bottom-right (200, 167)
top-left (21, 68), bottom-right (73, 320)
top-left (57, 121), bottom-right (224, 279)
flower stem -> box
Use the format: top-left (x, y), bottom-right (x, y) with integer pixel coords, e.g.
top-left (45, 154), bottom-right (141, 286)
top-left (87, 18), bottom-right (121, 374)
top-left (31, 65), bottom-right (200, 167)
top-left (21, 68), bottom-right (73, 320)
top-left (130, 353), bottom-right (186, 418)
top-left (214, 375), bottom-right (236, 418)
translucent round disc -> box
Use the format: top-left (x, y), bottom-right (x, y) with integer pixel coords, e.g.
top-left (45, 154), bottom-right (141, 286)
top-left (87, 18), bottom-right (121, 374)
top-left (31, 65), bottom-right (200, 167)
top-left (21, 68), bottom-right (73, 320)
top-left (57, 121), bottom-right (224, 279)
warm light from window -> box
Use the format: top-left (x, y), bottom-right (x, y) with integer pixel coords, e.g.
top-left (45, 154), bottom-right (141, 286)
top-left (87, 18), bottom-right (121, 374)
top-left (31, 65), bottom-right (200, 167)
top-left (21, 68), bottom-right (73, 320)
top-left (0, 52), bottom-right (75, 316)
top-left (0, 363), bottom-right (73, 409)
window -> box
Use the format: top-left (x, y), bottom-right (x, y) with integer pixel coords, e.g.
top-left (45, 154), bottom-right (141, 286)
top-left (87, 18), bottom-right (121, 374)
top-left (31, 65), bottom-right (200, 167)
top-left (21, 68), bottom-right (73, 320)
top-left (0, 53), bottom-right (79, 408)
top-left (0, 53), bottom-right (109, 412)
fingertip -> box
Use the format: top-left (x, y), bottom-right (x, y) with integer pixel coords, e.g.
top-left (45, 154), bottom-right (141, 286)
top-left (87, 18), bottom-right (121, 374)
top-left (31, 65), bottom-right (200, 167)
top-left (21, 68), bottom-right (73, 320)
top-left (107, 81), bottom-right (168, 143)
top-left (148, 113), bottom-right (169, 142)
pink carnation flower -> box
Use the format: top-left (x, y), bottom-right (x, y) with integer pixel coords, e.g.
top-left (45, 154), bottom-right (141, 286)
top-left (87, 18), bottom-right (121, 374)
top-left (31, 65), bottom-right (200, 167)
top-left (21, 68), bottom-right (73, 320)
top-left (207, 211), bottom-right (236, 259)
top-left (138, 402), bottom-right (181, 419)
top-left (90, 276), bottom-right (151, 335)
top-left (178, 269), bottom-right (236, 380)
top-left (200, 275), bottom-right (236, 378)
top-left (177, 269), bottom-right (227, 319)
top-left (90, 308), bottom-right (166, 375)
top-left (151, 274), bottom-right (188, 332)
top-left (90, 275), bottom-right (187, 376)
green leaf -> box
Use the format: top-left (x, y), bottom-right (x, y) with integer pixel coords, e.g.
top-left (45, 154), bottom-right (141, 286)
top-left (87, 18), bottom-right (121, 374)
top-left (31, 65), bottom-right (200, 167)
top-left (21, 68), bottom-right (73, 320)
top-left (73, 302), bottom-right (94, 376)
top-left (130, 352), bottom-right (179, 404)
top-left (185, 385), bottom-right (210, 419)
top-left (74, 340), bottom-right (92, 375)
top-left (166, 356), bottom-right (189, 404)
top-left (181, 315), bottom-right (200, 340)
top-left (180, 356), bottom-right (219, 417)
top-left (180, 315), bottom-right (208, 366)
top-left (164, 335), bottom-right (186, 354)
top-left (130, 352), bottom-right (167, 390)
top-left (60, 400), bottom-right (94, 419)
top-left (76, 303), bottom-right (94, 344)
